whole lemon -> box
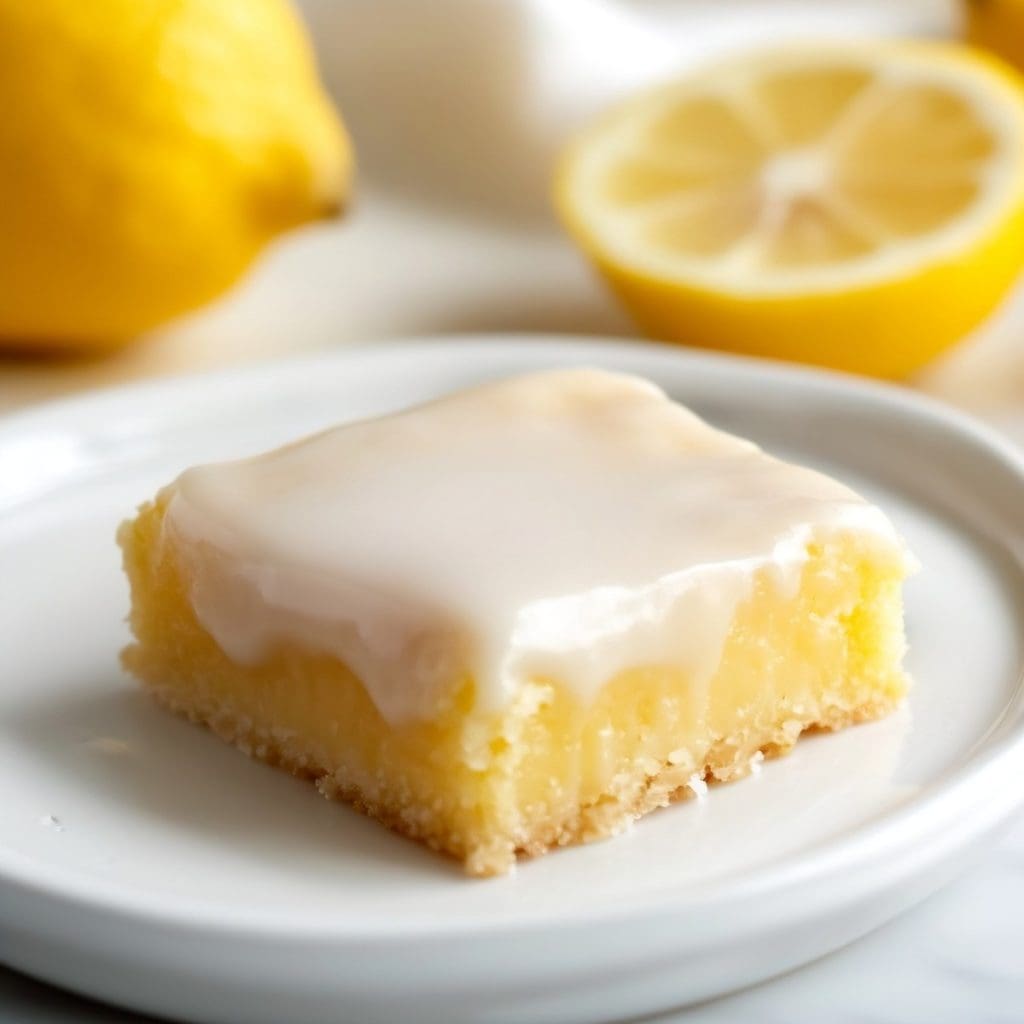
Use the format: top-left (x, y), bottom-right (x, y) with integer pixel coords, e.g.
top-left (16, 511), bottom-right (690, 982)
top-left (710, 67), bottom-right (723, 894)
top-left (0, 0), bottom-right (351, 350)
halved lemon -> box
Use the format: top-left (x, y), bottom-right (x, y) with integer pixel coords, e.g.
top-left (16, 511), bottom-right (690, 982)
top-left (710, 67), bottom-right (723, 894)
top-left (556, 43), bottom-right (1024, 378)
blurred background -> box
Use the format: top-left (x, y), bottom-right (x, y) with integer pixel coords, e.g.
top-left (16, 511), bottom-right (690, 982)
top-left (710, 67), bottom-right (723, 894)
top-left (5, 0), bottom-right (1024, 439)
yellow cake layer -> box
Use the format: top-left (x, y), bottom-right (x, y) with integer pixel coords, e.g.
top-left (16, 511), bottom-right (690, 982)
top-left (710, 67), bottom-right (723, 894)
top-left (120, 494), bottom-right (908, 876)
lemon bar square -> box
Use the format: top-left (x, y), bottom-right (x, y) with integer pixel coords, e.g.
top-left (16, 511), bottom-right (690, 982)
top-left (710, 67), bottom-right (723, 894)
top-left (119, 369), bottom-right (912, 876)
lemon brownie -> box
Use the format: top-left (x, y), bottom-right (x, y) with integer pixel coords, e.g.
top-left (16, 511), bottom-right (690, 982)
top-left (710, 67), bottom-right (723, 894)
top-left (119, 369), bottom-right (913, 876)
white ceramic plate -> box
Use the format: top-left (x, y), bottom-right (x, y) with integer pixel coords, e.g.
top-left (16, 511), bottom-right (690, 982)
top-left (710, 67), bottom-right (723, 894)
top-left (2, 337), bottom-right (1023, 1024)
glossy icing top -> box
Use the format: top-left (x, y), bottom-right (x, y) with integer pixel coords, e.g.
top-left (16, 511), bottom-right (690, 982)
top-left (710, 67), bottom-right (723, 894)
top-left (165, 369), bottom-right (906, 722)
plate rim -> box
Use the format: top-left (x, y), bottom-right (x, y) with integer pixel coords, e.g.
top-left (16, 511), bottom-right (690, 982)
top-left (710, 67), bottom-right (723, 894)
top-left (2, 333), bottom-right (1024, 944)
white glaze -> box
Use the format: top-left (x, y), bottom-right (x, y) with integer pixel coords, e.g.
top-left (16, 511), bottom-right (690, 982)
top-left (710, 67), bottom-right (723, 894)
top-left (164, 369), bottom-right (904, 723)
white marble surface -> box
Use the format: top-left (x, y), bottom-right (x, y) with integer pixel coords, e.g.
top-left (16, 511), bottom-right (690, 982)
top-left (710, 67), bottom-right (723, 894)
top-left (3, 0), bottom-right (1024, 1020)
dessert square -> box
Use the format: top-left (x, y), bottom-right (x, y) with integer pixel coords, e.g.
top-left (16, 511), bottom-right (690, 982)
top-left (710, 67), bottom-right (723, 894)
top-left (119, 369), bottom-right (912, 875)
